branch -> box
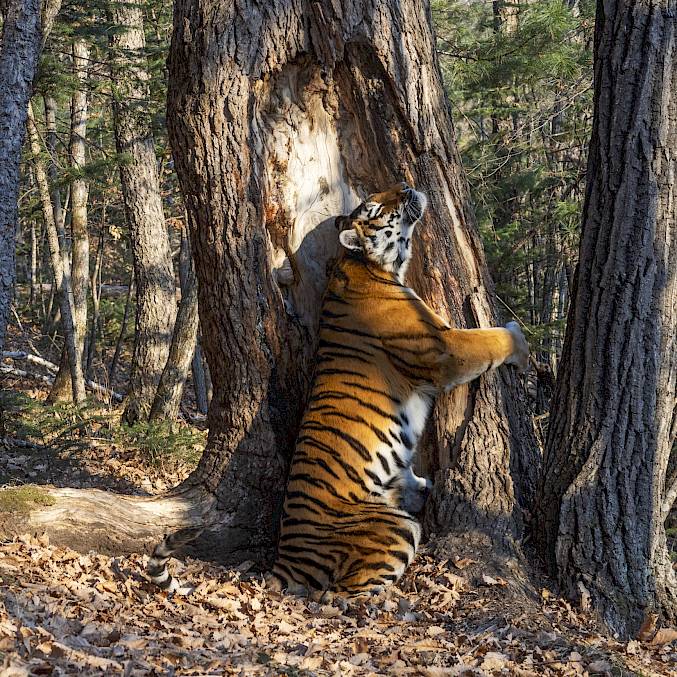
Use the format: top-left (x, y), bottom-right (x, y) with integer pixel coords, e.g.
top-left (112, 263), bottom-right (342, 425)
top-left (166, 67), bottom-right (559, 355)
top-left (3, 350), bottom-right (58, 373)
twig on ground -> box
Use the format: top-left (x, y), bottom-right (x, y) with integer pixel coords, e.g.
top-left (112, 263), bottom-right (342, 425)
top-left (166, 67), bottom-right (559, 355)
top-left (0, 359), bottom-right (124, 403)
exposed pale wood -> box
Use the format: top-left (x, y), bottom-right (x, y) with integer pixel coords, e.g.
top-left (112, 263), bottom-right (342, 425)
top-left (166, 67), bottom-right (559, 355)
top-left (25, 487), bottom-right (214, 555)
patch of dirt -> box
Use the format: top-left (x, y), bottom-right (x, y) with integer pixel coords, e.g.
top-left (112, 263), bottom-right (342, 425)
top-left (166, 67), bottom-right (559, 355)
top-left (1, 534), bottom-right (675, 676)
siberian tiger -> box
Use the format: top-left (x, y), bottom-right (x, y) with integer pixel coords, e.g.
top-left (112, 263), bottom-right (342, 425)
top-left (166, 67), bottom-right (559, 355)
top-left (147, 183), bottom-right (529, 597)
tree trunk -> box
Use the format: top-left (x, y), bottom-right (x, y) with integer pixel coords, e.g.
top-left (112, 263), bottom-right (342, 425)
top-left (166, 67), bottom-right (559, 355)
top-left (535, 0), bottom-right (677, 637)
top-left (168, 0), bottom-right (539, 565)
top-left (191, 335), bottom-right (208, 415)
top-left (86, 206), bottom-right (106, 378)
top-left (108, 271), bottom-right (134, 388)
top-left (29, 218), bottom-right (38, 308)
top-left (109, 0), bottom-right (177, 424)
top-left (49, 39), bottom-right (90, 402)
top-left (0, 0), bottom-right (42, 353)
top-left (149, 228), bottom-right (199, 421)
top-left (27, 103), bottom-right (86, 403)
top-left (44, 96), bottom-right (64, 237)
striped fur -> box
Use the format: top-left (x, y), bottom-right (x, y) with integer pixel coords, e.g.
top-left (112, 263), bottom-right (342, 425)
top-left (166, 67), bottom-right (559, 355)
top-left (270, 183), bottom-right (529, 596)
top-left (146, 183), bottom-right (529, 597)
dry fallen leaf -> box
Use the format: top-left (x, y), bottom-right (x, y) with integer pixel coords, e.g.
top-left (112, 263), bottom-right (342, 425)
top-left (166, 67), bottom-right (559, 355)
top-left (452, 557), bottom-right (476, 570)
top-left (481, 651), bottom-right (509, 671)
top-left (482, 574), bottom-right (508, 587)
top-left (649, 627), bottom-right (677, 646)
top-left (637, 612), bottom-right (658, 642)
top-left (587, 659), bottom-right (612, 674)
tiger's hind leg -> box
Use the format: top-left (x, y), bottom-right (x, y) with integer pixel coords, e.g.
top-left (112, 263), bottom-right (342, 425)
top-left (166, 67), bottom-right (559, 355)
top-left (333, 507), bottom-right (421, 596)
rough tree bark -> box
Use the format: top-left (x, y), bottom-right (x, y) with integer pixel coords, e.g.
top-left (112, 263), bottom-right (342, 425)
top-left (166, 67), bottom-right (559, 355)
top-left (109, 0), bottom-right (177, 424)
top-left (535, 0), bottom-right (677, 637)
top-left (149, 228), bottom-right (199, 421)
top-left (49, 38), bottom-right (90, 402)
top-left (166, 0), bottom-right (539, 565)
top-left (0, 0), bottom-right (42, 353)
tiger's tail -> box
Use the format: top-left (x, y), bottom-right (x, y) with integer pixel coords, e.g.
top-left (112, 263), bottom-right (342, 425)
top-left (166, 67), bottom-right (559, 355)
top-left (146, 526), bottom-right (204, 594)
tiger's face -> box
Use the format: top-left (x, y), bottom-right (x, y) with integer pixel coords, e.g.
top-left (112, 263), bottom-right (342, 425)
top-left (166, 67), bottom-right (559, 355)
top-left (338, 183), bottom-right (428, 280)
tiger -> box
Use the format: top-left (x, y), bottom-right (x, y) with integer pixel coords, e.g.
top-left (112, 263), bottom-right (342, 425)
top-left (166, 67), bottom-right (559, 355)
top-left (147, 182), bottom-right (529, 597)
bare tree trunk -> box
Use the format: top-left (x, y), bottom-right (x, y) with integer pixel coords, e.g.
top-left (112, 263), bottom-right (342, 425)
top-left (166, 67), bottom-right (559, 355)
top-left (109, 0), bottom-right (177, 424)
top-left (535, 0), bottom-right (677, 637)
top-left (29, 219), bottom-right (38, 308)
top-left (27, 103), bottom-right (86, 403)
top-left (0, 0), bottom-right (42, 353)
top-left (49, 39), bottom-right (90, 402)
top-left (167, 0), bottom-right (539, 565)
top-left (149, 228), bottom-right (199, 421)
top-left (86, 208), bottom-right (106, 378)
top-left (191, 335), bottom-right (208, 415)
top-left (44, 95), bottom-right (64, 236)
top-left (108, 270), bottom-right (133, 387)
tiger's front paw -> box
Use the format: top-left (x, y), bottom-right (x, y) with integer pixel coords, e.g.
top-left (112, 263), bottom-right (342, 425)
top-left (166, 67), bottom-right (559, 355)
top-left (505, 321), bottom-right (529, 372)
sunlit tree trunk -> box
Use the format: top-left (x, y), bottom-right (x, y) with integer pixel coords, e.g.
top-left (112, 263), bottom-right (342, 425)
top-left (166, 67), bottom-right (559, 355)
top-left (27, 103), bottom-right (86, 403)
top-left (49, 39), bottom-right (90, 402)
top-left (109, 0), bottom-right (177, 424)
top-left (535, 0), bottom-right (677, 637)
top-left (168, 0), bottom-right (539, 564)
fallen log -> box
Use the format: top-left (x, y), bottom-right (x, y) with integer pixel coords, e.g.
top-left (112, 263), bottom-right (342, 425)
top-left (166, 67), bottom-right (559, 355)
top-left (0, 357), bottom-right (124, 403)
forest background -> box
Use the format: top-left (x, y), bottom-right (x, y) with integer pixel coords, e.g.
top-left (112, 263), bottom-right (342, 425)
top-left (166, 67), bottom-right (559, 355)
top-left (5, 0), bottom-right (594, 447)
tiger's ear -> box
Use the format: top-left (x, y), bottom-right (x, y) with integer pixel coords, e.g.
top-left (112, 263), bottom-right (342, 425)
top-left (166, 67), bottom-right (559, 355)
top-left (339, 228), bottom-right (363, 251)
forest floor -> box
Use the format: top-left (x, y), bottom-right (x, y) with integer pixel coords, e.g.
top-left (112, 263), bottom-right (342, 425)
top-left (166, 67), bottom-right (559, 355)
top-left (1, 378), bottom-right (676, 675)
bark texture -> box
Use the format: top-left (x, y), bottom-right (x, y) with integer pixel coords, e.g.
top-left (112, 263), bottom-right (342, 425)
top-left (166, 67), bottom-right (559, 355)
top-left (535, 0), bottom-right (677, 637)
top-left (49, 39), bottom-right (90, 402)
top-left (168, 0), bottom-right (539, 564)
top-left (0, 0), bottom-right (41, 353)
top-left (110, 0), bottom-right (177, 424)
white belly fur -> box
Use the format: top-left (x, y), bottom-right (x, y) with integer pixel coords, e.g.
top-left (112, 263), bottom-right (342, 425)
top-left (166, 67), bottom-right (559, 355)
top-left (365, 388), bottom-right (434, 495)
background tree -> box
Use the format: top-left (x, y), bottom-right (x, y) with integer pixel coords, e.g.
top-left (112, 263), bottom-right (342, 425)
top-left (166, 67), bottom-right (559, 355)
top-left (47, 37), bottom-right (90, 401)
top-left (109, 0), bottom-right (177, 424)
top-left (0, 0), bottom-right (44, 354)
top-left (535, 0), bottom-right (676, 637)
top-left (433, 0), bottom-right (594, 417)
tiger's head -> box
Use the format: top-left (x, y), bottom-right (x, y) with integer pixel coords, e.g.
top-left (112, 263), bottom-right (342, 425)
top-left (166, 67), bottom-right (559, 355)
top-left (337, 183), bottom-right (428, 281)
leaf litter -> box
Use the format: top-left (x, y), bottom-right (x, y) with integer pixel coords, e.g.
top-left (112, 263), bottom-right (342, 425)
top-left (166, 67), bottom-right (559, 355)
top-left (1, 534), bottom-right (675, 676)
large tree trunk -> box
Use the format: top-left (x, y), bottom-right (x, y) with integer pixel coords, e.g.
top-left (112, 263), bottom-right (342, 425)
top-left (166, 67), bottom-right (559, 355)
top-left (0, 0), bottom-right (42, 353)
top-left (168, 0), bottom-right (539, 565)
top-left (49, 38), bottom-right (90, 402)
top-left (109, 0), bottom-right (177, 424)
top-left (535, 0), bottom-right (677, 638)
